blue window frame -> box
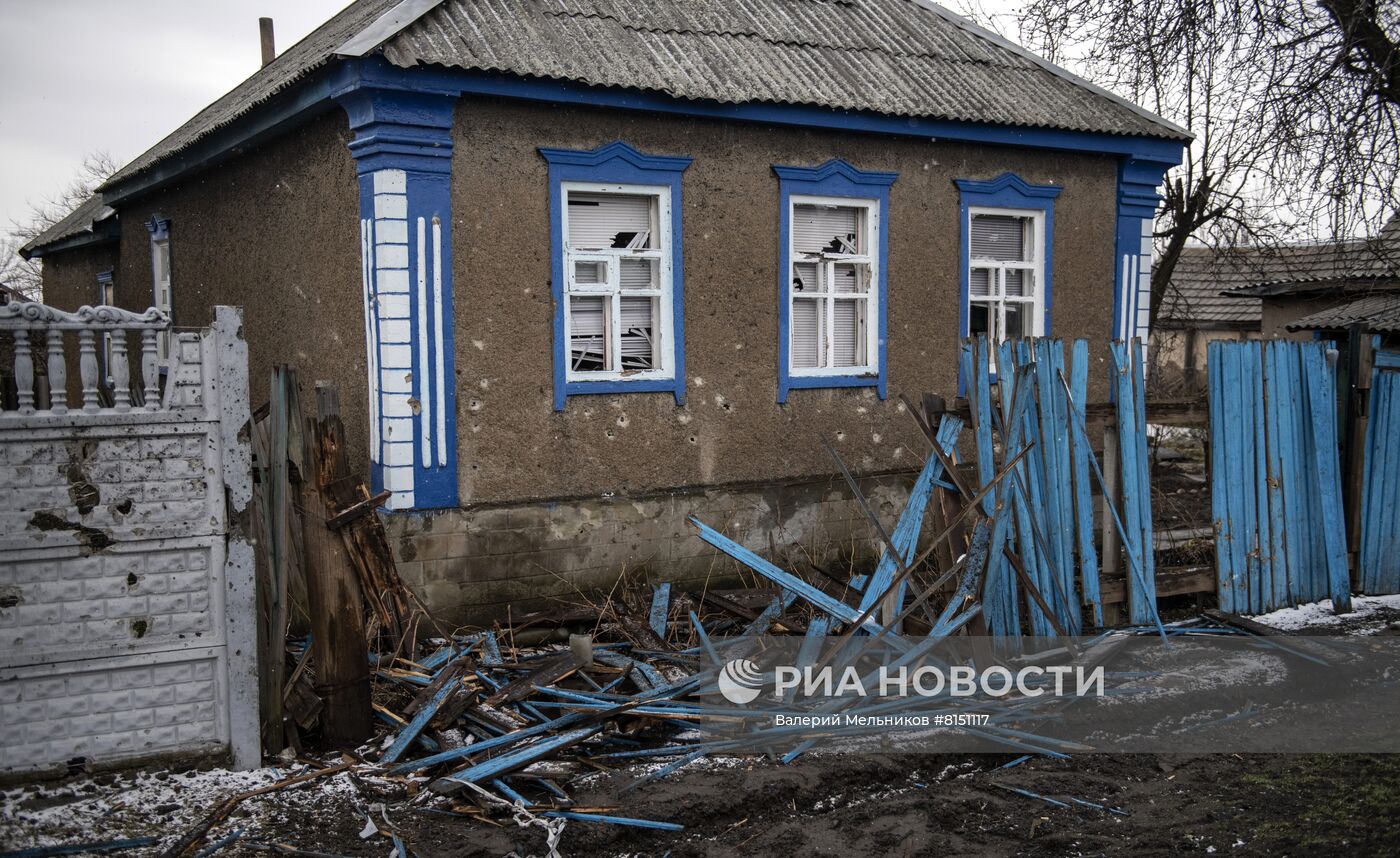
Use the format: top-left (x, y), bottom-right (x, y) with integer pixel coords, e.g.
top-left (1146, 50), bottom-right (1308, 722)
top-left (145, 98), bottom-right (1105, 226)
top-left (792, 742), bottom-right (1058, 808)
top-left (774, 159), bottom-right (896, 403)
top-left (540, 141), bottom-right (692, 411)
top-left (955, 173), bottom-right (1061, 345)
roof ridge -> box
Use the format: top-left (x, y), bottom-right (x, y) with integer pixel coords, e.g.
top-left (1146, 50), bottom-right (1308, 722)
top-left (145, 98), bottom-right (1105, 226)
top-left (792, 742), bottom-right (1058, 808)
top-left (538, 6), bottom-right (1025, 67)
top-left (902, 0), bottom-right (1190, 140)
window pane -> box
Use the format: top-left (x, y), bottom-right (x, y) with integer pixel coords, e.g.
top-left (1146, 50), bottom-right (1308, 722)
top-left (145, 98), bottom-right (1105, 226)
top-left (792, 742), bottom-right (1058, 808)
top-left (1004, 268), bottom-right (1028, 297)
top-left (792, 297), bottom-right (823, 368)
top-left (793, 261), bottom-right (819, 294)
top-left (619, 257), bottom-right (657, 292)
top-left (155, 241), bottom-right (171, 283)
top-left (793, 203), bottom-right (861, 255)
top-left (619, 296), bottom-right (656, 371)
top-left (970, 214), bottom-right (1029, 261)
top-left (970, 267), bottom-right (993, 297)
top-left (969, 302), bottom-right (992, 338)
top-left (831, 299), bottom-right (865, 367)
top-left (832, 262), bottom-right (868, 294)
top-left (567, 192), bottom-right (655, 250)
top-left (569, 295), bottom-right (609, 372)
top-left (572, 259), bottom-right (607, 288)
top-left (1005, 303), bottom-right (1030, 339)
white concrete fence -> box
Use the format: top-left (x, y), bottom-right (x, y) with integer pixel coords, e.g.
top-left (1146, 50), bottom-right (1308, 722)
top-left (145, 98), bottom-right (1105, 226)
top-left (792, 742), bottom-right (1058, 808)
top-left (0, 303), bottom-right (258, 775)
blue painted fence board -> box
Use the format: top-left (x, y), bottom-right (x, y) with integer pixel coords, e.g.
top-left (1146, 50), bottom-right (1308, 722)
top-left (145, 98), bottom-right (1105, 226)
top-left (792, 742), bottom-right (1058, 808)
top-left (1209, 339), bottom-right (1355, 613)
top-left (1361, 350), bottom-right (1400, 593)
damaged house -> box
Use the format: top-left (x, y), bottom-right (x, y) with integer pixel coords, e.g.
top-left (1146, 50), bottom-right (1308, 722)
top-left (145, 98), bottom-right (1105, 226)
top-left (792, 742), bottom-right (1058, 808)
top-left (21, 0), bottom-right (1186, 624)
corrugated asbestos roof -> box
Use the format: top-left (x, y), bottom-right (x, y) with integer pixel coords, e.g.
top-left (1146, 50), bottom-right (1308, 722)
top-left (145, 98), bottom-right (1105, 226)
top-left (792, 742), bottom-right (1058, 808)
top-left (1285, 291), bottom-right (1400, 334)
top-left (379, 0), bottom-right (1184, 139)
top-left (18, 195), bottom-right (116, 258)
top-left (103, 0), bottom-right (1184, 194)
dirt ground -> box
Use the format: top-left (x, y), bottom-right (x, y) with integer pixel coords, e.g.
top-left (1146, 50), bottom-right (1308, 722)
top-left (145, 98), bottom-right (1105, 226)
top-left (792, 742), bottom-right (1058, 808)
top-left (6, 603), bottom-right (1400, 858)
top-left (6, 750), bottom-right (1400, 857)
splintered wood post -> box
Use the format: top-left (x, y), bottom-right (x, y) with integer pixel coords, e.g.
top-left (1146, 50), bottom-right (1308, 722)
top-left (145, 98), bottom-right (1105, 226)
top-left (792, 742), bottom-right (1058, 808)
top-left (1101, 422), bottom-right (1123, 626)
top-left (316, 381), bottom-right (415, 649)
top-left (302, 384), bottom-right (372, 747)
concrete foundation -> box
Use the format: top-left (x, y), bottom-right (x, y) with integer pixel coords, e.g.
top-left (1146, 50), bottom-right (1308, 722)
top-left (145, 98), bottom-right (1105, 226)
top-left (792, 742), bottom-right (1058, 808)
top-left (386, 470), bottom-right (919, 627)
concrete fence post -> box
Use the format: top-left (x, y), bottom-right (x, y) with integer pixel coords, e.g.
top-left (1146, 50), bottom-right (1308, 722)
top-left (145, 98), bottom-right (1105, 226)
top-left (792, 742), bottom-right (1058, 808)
top-left (212, 305), bottom-right (260, 770)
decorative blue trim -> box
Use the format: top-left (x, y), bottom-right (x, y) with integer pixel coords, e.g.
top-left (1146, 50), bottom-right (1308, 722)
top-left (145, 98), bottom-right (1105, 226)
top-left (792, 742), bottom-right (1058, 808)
top-left (103, 55), bottom-right (1183, 212)
top-left (337, 79), bottom-right (460, 509)
top-left (774, 159), bottom-right (896, 403)
top-left (1112, 157), bottom-right (1174, 341)
top-left (146, 215), bottom-right (170, 242)
top-left (955, 173), bottom-right (1061, 394)
top-left (344, 58), bottom-right (1185, 164)
top-left (540, 141), bottom-right (693, 411)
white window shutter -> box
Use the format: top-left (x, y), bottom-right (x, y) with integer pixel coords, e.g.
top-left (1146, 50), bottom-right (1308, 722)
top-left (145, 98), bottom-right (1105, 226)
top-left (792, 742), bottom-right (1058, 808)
top-left (971, 214), bottom-right (1028, 261)
top-left (791, 298), bottom-right (822, 368)
top-left (568, 193), bottom-right (653, 250)
top-left (830, 300), bottom-right (863, 367)
top-left (793, 204), bottom-right (860, 255)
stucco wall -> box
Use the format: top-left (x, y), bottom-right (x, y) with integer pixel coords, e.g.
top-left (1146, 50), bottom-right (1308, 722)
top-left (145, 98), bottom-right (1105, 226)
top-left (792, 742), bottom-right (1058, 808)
top-left (449, 96), bottom-right (1121, 505)
top-left (37, 243), bottom-right (120, 312)
top-left (111, 111), bottom-right (367, 465)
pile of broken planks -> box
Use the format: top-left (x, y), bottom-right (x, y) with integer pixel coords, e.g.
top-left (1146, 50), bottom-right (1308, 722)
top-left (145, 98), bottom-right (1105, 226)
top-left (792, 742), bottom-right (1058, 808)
top-left (224, 338), bottom-right (1185, 848)
top-left (312, 338), bottom-right (1171, 827)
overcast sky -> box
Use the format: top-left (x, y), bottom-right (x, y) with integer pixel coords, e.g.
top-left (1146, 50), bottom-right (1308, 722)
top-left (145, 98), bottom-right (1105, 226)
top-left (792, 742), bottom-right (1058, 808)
top-left (0, 1), bottom-right (349, 237)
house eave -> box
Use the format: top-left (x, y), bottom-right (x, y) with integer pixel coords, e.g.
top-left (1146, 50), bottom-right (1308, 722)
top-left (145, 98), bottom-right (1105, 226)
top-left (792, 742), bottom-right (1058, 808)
top-left (100, 56), bottom-right (1187, 213)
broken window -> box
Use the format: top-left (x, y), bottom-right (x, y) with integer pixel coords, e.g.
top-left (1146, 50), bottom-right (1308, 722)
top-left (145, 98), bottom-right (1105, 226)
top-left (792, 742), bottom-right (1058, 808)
top-left (788, 198), bottom-right (878, 374)
top-left (967, 210), bottom-right (1043, 346)
top-left (563, 186), bottom-right (671, 379)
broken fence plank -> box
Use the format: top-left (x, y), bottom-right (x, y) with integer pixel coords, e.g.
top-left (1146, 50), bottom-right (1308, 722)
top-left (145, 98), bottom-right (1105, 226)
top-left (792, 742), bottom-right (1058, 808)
top-left (541, 811), bottom-right (684, 831)
top-left (649, 583), bottom-right (671, 640)
top-left (433, 726), bottom-right (601, 790)
top-left (1, 839), bottom-right (160, 858)
top-left (689, 518), bottom-right (885, 635)
top-left (386, 711), bottom-right (590, 776)
top-left (381, 676), bottom-right (462, 764)
top-left (858, 414), bottom-right (964, 621)
top-left (992, 783), bottom-right (1072, 809)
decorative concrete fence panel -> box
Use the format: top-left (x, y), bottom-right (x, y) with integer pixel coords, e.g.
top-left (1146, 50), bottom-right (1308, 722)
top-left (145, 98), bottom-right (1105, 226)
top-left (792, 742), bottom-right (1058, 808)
top-left (0, 303), bottom-right (257, 775)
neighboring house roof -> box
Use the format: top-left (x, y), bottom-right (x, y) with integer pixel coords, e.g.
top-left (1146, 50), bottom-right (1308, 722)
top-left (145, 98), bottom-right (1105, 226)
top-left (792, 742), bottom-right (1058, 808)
top-left (1156, 246), bottom-right (1265, 328)
top-left (1217, 215), bottom-right (1400, 298)
top-left (103, 0), bottom-right (1186, 195)
top-left (1285, 291), bottom-right (1400, 334)
top-left (1157, 214), bottom-right (1400, 330)
top-left (17, 194), bottom-right (118, 259)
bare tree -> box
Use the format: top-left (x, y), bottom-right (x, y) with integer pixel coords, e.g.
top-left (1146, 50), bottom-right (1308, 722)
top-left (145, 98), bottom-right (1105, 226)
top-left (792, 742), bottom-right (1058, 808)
top-left (1012, 0), bottom-right (1400, 326)
top-left (2, 152), bottom-right (119, 300)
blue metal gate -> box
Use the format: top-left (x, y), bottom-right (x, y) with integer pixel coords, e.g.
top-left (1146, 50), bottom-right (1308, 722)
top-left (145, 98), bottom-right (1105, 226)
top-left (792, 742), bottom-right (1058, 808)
top-left (1208, 340), bottom-right (1351, 613)
top-left (1360, 348), bottom-right (1400, 594)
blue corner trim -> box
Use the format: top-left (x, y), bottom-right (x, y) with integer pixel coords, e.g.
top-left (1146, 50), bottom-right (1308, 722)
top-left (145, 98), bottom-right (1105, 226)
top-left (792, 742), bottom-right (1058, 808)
top-left (339, 77), bottom-right (461, 509)
top-left (146, 215), bottom-right (170, 241)
top-left (1112, 157), bottom-right (1173, 340)
top-left (955, 173), bottom-right (1060, 394)
top-left (774, 159), bottom-right (896, 403)
top-left (541, 141), bottom-right (693, 411)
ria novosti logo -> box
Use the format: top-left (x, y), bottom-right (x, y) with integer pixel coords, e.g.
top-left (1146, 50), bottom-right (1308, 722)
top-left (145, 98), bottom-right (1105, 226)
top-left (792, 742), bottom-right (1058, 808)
top-left (718, 658), bottom-right (766, 704)
top-left (716, 657), bottom-right (1104, 706)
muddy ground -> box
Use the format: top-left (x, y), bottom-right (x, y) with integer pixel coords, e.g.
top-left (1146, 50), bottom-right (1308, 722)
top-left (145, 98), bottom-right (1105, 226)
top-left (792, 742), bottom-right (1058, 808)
top-left (6, 750), bottom-right (1400, 857)
top-left (6, 605), bottom-right (1400, 857)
